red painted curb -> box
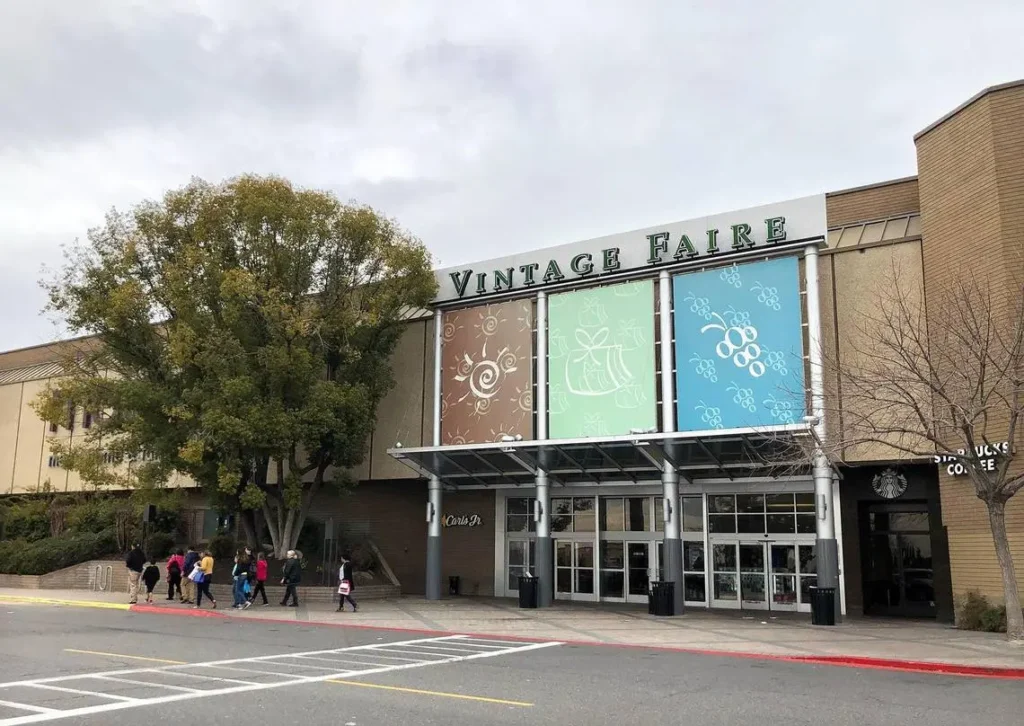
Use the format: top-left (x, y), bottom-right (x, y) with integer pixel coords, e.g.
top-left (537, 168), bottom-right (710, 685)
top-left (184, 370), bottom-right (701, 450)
top-left (124, 604), bottom-right (1024, 680)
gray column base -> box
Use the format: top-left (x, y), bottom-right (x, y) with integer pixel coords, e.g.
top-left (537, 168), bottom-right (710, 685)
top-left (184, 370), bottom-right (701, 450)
top-left (815, 536), bottom-right (842, 624)
top-left (425, 535), bottom-right (442, 600)
top-left (535, 536), bottom-right (553, 608)
top-left (662, 536), bottom-right (685, 615)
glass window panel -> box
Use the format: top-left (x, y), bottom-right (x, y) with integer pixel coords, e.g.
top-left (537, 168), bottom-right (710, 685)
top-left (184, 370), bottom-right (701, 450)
top-left (737, 514), bottom-right (765, 534)
top-left (767, 513), bottom-right (796, 534)
top-left (796, 513), bottom-right (815, 534)
top-left (798, 544), bottom-right (816, 573)
top-left (628, 565), bottom-right (650, 597)
top-left (708, 495), bottom-right (736, 514)
top-left (681, 496), bottom-right (704, 532)
top-left (506, 515), bottom-right (529, 533)
top-left (766, 493), bottom-right (795, 511)
top-left (770, 545), bottom-right (796, 574)
top-left (600, 498), bottom-right (624, 532)
top-left (575, 544), bottom-right (595, 569)
top-left (799, 575), bottom-right (817, 604)
top-left (736, 494), bottom-right (765, 514)
top-left (576, 569), bottom-right (594, 595)
top-left (655, 506), bottom-right (664, 532)
top-left (601, 541), bottom-right (625, 569)
top-left (574, 497), bottom-right (596, 532)
top-left (600, 570), bottom-right (624, 598)
top-left (683, 541), bottom-right (705, 572)
top-left (553, 498), bottom-right (573, 516)
top-left (795, 492), bottom-right (815, 512)
top-left (508, 541), bottom-right (527, 567)
top-left (507, 498), bottom-right (529, 515)
top-left (712, 543), bottom-right (737, 570)
top-left (626, 497), bottom-right (650, 531)
top-left (556, 568), bottom-right (572, 593)
top-left (556, 543), bottom-right (572, 567)
top-left (714, 573), bottom-right (738, 600)
top-left (684, 574), bottom-right (706, 602)
top-left (508, 567), bottom-right (525, 590)
top-left (708, 514), bottom-right (736, 534)
top-left (888, 512), bottom-right (930, 532)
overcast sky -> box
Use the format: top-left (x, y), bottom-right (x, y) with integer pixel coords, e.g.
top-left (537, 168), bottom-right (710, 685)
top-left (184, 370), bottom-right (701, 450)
top-left (1, 0), bottom-right (1021, 352)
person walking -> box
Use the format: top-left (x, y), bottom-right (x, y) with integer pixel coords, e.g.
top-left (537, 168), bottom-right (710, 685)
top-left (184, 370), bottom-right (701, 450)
top-left (142, 559), bottom-right (161, 604)
top-left (336, 554), bottom-right (358, 613)
top-left (181, 546), bottom-right (199, 605)
top-left (249, 552), bottom-right (269, 607)
top-left (231, 551), bottom-right (251, 609)
top-left (279, 550), bottom-right (301, 607)
top-left (166, 549), bottom-right (185, 601)
top-left (125, 543), bottom-right (146, 605)
top-left (195, 550), bottom-right (217, 609)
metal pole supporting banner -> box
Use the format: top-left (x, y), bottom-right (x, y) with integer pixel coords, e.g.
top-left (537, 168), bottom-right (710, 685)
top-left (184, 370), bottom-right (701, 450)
top-left (804, 242), bottom-right (841, 623)
top-left (426, 309), bottom-right (444, 600)
top-left (658, 271), bottom-right (684, 614)
top-left (534, 291), bottom-right (553, 607)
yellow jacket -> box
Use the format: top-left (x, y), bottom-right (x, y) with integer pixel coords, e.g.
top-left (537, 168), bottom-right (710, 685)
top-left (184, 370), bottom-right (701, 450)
top-left (200, 556), bottom-right (214, 575)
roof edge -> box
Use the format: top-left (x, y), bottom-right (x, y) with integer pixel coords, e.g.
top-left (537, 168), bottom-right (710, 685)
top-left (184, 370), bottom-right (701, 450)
top-left (0, 333), bottom-right (96, 367)
top-left (826, 175), bottom-right (918, 198)
top-left (914, 78), bottom-right (1024, 141)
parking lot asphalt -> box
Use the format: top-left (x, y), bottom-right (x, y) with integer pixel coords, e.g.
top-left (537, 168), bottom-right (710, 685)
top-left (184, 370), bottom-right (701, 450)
top-left (0, 603), bottom-right (1021, 726)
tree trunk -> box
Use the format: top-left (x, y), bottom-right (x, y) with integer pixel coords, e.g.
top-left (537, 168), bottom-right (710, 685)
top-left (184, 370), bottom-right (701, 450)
top-left (238, 510), bottom-right (260, 551)
top-left (987, 499), bottom-right (1024, 641)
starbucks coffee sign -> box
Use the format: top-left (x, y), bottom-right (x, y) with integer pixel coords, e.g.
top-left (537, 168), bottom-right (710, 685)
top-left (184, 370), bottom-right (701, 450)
top-left (434, 195), bottom-right (826, 303)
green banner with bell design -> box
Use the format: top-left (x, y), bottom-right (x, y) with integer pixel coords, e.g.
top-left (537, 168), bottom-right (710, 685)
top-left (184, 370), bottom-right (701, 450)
top-left (547, 280), bottom-right (657, 438)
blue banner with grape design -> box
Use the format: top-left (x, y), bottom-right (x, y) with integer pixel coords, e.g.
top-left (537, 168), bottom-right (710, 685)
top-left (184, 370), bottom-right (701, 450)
top-left (672, 256), bottom-right (805, 431)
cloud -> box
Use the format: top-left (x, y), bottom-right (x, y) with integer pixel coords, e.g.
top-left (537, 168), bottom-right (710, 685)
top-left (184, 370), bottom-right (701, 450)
top-left (1, 0), bottom-right (1022, 350)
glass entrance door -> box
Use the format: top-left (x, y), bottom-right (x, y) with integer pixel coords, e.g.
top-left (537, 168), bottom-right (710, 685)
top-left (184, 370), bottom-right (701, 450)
top-left (626, 542), bottom-right (651, 604)
top-left (739, 543), bottom-right (768, 610)
top-left (554, 540), bottom-right (596, 601)
top-left (769, 543), bottom-right (799, 611)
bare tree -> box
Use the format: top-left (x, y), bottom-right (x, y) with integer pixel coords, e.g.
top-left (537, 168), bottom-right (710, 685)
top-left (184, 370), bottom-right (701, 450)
top-left (825, 261), bottom-right (1024, 641)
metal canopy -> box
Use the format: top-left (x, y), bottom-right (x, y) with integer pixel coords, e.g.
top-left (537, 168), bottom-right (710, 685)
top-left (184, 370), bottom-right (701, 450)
top-left (387, 424), bottom-right (820, 488)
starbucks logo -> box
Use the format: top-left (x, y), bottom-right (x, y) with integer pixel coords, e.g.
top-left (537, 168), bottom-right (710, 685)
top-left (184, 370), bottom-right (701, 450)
top-left (872, 468), bottom-right (908, 499)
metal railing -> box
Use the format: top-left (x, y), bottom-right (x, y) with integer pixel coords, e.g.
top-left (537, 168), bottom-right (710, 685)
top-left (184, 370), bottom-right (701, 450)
top-left (92, 565), bottom-right (113, 592)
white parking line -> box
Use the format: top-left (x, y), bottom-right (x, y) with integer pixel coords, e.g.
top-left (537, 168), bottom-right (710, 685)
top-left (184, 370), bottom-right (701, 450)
top-left (91, 676), bottom-right (200, 694)
top-left (157, 671), bottom-right (256, 687)
top-left (0, 701), bottom-right (56, 715)
top-left (23, 684), bottom-right (137, 703)
top-left (0, 636), bottom-right (562, 725)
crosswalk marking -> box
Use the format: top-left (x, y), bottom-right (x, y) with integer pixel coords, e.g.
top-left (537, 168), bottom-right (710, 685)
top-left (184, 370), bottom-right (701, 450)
top-left (0, 635), bottom-right (561, 725)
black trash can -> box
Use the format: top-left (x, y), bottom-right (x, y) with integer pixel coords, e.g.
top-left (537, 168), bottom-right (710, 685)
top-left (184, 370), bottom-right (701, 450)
top-left (518, 575), bottom-right (538, 609)
top-left (809, 586), bottom-right (836, 626)
top-left (448, 576), bottom-right (460, 596)
top-left (648, 581), bottom-right (675, 617)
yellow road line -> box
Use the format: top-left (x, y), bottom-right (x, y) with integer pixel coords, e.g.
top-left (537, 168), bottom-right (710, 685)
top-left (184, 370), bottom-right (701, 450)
top-left (63, 649), bottom-right (187, 665)
top-left (0, 595), bottom-right (130, 611)
top-left (327, 679), bottom-right (533, 707)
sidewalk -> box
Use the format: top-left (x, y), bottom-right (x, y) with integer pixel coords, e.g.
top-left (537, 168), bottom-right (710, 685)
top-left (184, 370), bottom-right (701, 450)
top-left (2, 587), bottom-right (1021, 672)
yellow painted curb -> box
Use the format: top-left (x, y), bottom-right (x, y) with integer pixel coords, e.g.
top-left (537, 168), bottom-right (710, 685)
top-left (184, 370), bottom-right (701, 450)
top-left (0, 595), bottom-right (131, 611)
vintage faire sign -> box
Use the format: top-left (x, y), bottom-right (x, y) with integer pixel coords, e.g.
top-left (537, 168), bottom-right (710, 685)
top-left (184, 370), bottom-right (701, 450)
top-left (433, 196), bottom-right (826, 303)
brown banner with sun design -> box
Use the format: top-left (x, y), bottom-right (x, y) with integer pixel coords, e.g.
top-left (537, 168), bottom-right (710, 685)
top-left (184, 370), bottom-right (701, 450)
top-left (440, 299), bottom-right (534, 445)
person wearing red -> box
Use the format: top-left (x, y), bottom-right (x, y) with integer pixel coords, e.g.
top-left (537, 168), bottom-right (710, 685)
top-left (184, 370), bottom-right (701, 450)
top-left (247, 552), bottom-right (269, 607)
top-left (166, 549), bottom-right (185, 602)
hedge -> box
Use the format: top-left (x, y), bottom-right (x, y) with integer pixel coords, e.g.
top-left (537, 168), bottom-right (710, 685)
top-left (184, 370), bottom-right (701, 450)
top-left (0, 530), bottom-right (118, 576)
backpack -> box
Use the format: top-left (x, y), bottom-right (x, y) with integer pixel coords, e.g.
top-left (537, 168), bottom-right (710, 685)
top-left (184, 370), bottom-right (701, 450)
top-left (168, 559), bottom-right (181, 576)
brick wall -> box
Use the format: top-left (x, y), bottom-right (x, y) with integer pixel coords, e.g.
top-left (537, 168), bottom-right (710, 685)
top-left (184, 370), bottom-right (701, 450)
top-left (826, 177), bottom-right (920, 227)
top-left (915, 81), bottom-right (1024, 603)
top-left (309, 481), bottom-right (495, 597)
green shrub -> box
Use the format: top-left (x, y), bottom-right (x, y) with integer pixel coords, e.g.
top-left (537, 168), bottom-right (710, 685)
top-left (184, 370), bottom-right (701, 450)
top-left (956, 591), bottom-right (1008, 633)
top-left (0, 498), bottom-right (51, 542)
top-left (208, 532), bottom-right (236, 561)
top-left (0, 530), bottom-right (118, 575)
top-left (144, 532), bottom-right (176, 560)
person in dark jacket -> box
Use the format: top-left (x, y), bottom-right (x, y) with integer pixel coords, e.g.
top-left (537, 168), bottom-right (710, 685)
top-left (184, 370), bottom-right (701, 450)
top-left (181, 546), bottom-right (200, 605)
top-left (336, 554), bottom-right (358, 613)
top-left (279, 550), bottom-right (301, 607)
top-left (125, 544), bottom-right (146, 605)
top-left (141, 560), bottom-right (161, 604)
top-left (232, 550), bottom-right (252, 609)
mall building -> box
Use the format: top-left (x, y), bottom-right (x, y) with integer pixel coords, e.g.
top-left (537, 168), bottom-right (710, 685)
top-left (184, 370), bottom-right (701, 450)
top-left (2, 80), bottom-right (1023, 622)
